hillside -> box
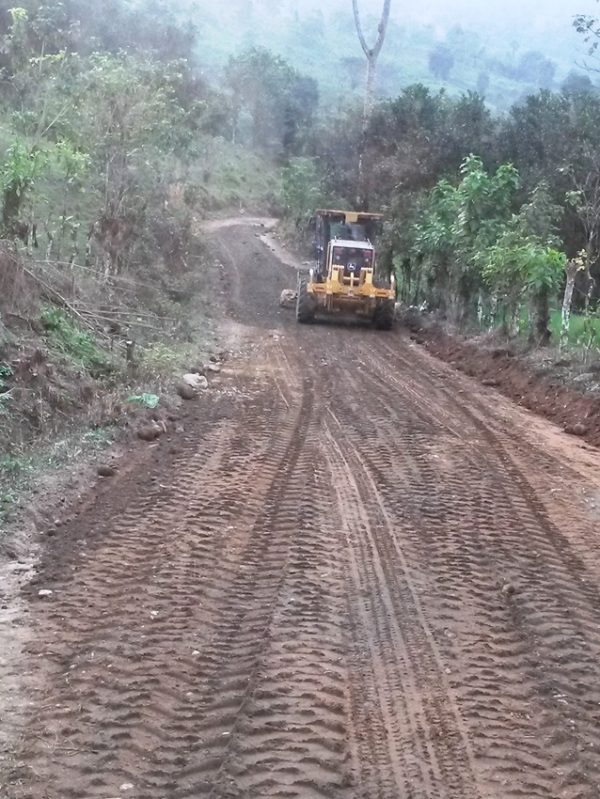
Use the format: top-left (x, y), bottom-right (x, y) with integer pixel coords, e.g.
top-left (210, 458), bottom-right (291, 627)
top-left (172, 0), bottom-right (596, 111)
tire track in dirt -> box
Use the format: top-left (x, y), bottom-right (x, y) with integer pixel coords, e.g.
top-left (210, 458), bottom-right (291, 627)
top-left (323, 412), bottom-right (482, 799)
top-left (341, 334), bottom-right (600, 797)
top-left (170, 373), bottom-right (350, 799)
top-left (12, 341), bottom-right (306, 797)
top-left (12, 334), bottom-right (353, 799)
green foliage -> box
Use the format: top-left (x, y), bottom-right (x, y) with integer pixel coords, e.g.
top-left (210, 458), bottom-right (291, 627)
top-left (480, 236), bottom-right (565, 296)
top-left (550, 309), bottom-right (600, 347)
top-left (83, 427), bottom-right (115, 446)
top-left (0, 451), bottom-right (31, 476)
top-left (405, 155), bottom-right (521, 316)
top-left (225, 47), bottom-right (319, 156)
top-left (428, 45), bottom-right (454, 81)
top-left (40, 306), bottom-right (113, 374)
top-left (0, 363), bottom-right (12, 416)
top-left (281, 157), bottom-right (324, 227)
top-left (399, 150), bottom-right (568, 338)
top-left (0, 487), bottom-right (17, 524)
top-left (137, 343), bottom-right (181, 376)
top-left (125, 393), bottom-right (160, 409)
top-left (0, 363), bottom-right (12, 386)
top-left (1, 139), bottom-right (45, 231)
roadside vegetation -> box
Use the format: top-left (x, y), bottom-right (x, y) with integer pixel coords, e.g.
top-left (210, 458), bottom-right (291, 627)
top-left (0, 0), bottom-right (291, 506)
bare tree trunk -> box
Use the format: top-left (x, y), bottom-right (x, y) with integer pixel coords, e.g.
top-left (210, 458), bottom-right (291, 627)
top-left (363, 54), bottom-right (376, 119)
top-left (352, 0), bottom-right (391, 207)
top-left (534, 285), bottom-right (552, 346)
top-left (561, 261), bottom-right (580, 348)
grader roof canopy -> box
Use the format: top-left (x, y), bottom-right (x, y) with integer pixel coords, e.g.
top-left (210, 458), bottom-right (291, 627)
top-left (316, 209), bottom-right (383, 224)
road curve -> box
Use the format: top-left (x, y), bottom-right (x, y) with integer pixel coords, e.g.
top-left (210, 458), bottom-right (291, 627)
top-left (9, 220), bottom-right (600, 799)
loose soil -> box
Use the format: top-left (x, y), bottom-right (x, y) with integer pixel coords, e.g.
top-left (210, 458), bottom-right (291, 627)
top-left (4, 220), bottom-right (600, 799)
top-left (406, 318), bottom-right (600, 449)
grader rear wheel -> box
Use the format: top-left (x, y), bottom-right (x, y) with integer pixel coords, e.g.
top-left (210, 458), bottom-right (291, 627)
top-left (373, 302), bottom-right (395, 330)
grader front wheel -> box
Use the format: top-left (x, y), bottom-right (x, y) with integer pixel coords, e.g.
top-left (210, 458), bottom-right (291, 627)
top-left (296, 276), bottom-right (316, 324)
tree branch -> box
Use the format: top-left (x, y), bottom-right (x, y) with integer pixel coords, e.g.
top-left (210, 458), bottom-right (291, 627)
top-left (352, 0), bottom-right (391, 60)
top-left (352, 0), bottom-right (371, 57)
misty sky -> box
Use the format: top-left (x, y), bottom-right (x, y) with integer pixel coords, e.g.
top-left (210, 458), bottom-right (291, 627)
top-left (291, 0), bottom-right (599, 41)
top-left (314, 0), bottom-right (599, 29)
top-left (394, 0), bottom-right (598, 35)
top-left (290, 0), bottom-right (600, 64)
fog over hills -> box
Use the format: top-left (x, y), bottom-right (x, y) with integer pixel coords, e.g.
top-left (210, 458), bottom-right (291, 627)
top-left (167, 0), bottom-right (600, 109)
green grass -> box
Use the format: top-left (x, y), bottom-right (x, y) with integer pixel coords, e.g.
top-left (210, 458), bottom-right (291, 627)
top-left (0, 364), bottom-right (12, 417)
top-left (0, 452), bottom-right (33, 525)
top-left (0, 426), bottom-right (116, 527)
top-left (189, 138), bottom-right (281, 213)
top-left (41, 306), bottom-right (118, 377)
top-left (0, 452), bottom-right (33, 477)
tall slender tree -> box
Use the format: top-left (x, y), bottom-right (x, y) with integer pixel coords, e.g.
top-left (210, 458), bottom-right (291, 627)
top-left (352, 0), bottom-right (391, 208)
top-left (352, 0), bottom-right (391, 119)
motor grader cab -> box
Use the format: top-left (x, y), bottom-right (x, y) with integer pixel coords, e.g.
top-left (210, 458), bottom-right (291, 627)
top-left (296, 209), bottom-right (395, 329)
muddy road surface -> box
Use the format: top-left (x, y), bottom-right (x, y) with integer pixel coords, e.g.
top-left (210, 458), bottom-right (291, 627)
top-left (8, 220), bottom-right (600, 799)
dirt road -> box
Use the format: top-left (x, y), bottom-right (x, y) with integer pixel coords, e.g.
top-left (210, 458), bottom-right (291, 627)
top-left (7, 220), bottom-right (600, 799)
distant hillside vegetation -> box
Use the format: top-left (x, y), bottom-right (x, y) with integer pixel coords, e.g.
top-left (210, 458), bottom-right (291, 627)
top-left (170, 0), bottom-right (594, 111)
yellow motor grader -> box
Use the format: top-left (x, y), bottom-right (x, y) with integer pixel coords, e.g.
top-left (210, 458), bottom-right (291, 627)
top-left (296, 209), bottom-right (395, 329)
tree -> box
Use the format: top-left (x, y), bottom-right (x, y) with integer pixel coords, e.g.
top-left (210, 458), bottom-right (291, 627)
top-left (574, 7), bottom-right (600, 71)
top-left (407, 155), bottom-right (520, 321)
top-left (562, 70), bottom-right (593, 93)
top-left (564, 147), bottom-right (600, 268)
top-left (515, 51), bottom-right (556, 88)
top-left (1, 139), bottom-right (45, 241)
top-left (352, 0), bottom-right (391, 207)
top-left (428, 44), bottom-right (454, 81)
top-left (352, 0), bottom-right (392, 119)
top-left (561, 254), bottom-right (586, 346)
top-left (224, 48), bottom-right (318, 156)
top-left (281, 157), bottom-right (324, 228)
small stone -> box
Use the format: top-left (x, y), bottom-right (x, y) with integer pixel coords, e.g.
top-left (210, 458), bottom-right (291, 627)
top-left (207, 363), bottom-right (221, 374)
top-left (502, 583), bottom-right (515, 596)
top-left (176, 383), bottom-right (197, 401)
top-left (183, 373), bottom-right (208, 389)
top-left (482, 378), bottom-right (499, 387)
top-left (38, 589), bottom-right (53, 598)
top-left (572, 373), bottom-right (595, 385)
top-left (119, 783), bottom-right (134, 791)
top-left (97, 465), bottom-right (116, 478)
top-left (137, 423), bottom-right (162, 441)
top-left (279, 289), bottom-right (297, 308)
top-left (564, 423), bottom-right (588, 437)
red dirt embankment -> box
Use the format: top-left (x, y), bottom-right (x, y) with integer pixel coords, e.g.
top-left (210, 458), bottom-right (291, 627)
top-left (406, 319), bottom-right (600, 448)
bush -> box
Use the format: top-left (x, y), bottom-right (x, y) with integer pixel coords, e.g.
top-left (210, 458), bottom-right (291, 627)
top-left (40, 306), bottom-right (115, 375)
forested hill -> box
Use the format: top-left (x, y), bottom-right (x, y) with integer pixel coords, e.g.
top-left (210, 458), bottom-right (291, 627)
top-left (169, 0), bottom-right (594, 111)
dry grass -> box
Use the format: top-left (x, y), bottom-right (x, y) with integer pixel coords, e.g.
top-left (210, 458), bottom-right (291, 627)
top-left (0, 247), bottom-right (38, 318)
